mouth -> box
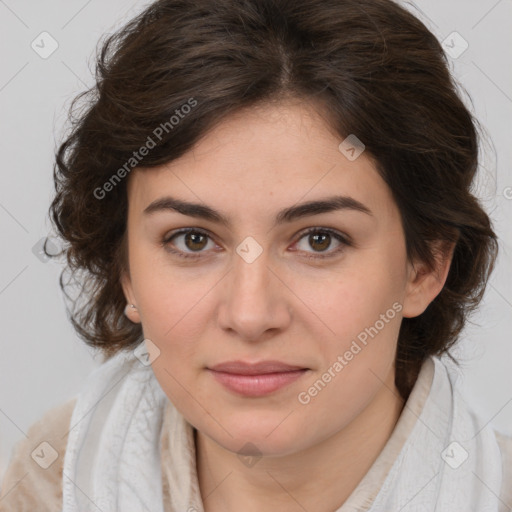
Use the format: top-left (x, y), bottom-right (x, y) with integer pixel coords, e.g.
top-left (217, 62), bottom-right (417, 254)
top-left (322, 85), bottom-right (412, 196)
top-left (207, 360), bottom-right (310, 397)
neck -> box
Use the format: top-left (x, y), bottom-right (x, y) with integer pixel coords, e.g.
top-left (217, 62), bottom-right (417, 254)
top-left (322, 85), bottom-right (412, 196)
top-left (196, 368), bottom-right (405, 512)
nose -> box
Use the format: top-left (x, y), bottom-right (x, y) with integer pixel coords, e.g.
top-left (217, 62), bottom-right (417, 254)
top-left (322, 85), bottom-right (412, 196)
top-left (217, 246), bottom-right (292, 343)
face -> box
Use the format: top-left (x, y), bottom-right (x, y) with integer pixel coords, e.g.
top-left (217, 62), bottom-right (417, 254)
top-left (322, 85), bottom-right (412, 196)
top-left (121, 99), bottom-right (440, 457)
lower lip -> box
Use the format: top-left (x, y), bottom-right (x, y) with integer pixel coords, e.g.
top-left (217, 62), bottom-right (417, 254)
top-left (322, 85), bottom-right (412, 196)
top-left (208, 369), bottom-right (308, 397)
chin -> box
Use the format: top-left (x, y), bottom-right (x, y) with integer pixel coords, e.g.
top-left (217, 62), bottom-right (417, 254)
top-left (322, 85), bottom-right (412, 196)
top-left (202, 413), bottom-right (308, 457)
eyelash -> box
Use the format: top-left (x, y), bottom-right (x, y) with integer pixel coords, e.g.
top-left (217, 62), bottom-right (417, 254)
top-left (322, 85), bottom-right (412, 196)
top-left (162, 227), bottom-right (351, 261)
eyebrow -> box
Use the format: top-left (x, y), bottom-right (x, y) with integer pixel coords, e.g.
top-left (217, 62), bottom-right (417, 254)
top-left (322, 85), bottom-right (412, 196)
top-left (143, 194), bottom-right (373, 228)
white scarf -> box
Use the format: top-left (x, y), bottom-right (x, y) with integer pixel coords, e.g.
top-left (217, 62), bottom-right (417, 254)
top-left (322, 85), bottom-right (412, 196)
top-left (366, 358), bottom-right (503, 511)
top-left (61, 347), bottom-right (170, 512)
top-left (61, 343), bottom-right (504, 512)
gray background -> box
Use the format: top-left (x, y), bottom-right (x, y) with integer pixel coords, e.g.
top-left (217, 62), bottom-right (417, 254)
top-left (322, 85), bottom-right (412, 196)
top-left (0, 0), bottom-right (511, 482)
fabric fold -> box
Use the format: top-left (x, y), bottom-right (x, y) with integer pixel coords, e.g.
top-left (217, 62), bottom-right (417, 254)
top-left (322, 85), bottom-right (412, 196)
top-left (62, 346), bottom-right (168, 512)
top-left (365, 357), bottom-right (503, 511)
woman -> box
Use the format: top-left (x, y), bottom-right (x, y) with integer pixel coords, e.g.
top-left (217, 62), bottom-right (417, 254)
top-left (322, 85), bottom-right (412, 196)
top-left (1, 0), bottom-right (510, 510)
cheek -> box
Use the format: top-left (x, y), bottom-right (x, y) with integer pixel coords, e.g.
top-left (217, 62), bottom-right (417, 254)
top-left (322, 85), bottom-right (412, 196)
top-left (292, 353), bottom-right (393, 448)
top-left (130, 242), bottom-right (216, 341)
top-left (140, 289), bottom-right (212, 415)
top-left (291, 252), bottom-right (404, 349)
top-left (293, 278), bottom-right (402, 439)
top-left (288, 253), bottom-right (404, 419)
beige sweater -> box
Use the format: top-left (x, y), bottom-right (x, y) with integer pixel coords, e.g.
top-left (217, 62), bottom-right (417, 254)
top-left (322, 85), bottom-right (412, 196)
top-left (1, 358), bottom-right (511, 511)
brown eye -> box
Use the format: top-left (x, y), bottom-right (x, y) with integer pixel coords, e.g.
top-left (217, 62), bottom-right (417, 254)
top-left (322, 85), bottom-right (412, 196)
top-left (308, 232), bottom-right (331, 252)
top-left (162, 229), bottom-right (215, 259)
top-left (294, 228), bottom-right (350, 259)
top-left (182, 232), bottom-right (208, 251)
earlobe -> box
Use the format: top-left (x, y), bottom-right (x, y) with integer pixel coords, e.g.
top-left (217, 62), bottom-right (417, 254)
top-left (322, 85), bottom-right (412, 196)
top-left (401, 241), bottom-right (456, 319)
top-left (124, 303), bottom-right (140, 323)
top-left (120, 271), bottom-right (141, 324)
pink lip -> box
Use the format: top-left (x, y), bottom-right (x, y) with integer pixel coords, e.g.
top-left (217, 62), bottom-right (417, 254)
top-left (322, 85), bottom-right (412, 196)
top-left (207, 360), bottom-right (309, 397)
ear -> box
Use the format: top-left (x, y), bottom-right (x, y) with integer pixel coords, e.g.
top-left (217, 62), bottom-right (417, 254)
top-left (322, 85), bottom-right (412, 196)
top-left (402, 240), bottom-right (456, 319)
top-left (120, 270), bottom-right (141, 324)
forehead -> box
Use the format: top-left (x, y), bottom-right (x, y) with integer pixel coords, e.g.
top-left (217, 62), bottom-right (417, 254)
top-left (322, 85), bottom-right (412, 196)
top-left (126, 100), bottom-right (398, 224)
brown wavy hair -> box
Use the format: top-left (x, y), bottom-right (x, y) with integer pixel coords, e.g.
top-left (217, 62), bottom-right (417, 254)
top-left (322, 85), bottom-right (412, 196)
top-left (48, 0), bottom-right (498, 400)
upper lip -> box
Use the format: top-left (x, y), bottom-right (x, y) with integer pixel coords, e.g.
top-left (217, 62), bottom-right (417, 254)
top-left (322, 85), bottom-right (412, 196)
top-left (208, 360), bottom-right (307, 375)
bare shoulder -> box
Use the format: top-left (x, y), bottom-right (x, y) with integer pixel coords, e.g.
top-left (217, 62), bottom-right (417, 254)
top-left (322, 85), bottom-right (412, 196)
top-left (0, 398), bottom-right (77, 512)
